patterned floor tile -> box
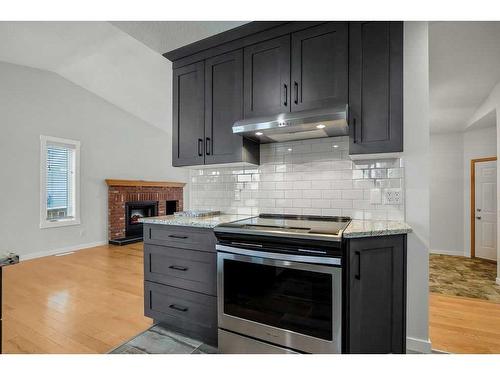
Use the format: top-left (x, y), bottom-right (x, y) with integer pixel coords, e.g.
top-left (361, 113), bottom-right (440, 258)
top-left (109, 325), bottom-right (213, 354)
top-left (429, 254), bottom-right (500, 303)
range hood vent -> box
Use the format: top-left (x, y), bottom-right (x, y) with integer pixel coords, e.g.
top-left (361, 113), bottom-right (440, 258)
top-left (232, 105), bottom-right (348, 144)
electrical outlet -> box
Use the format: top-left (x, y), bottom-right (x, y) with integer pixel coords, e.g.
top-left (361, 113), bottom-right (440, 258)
top-left (383, 189), bottom-right (402, 205)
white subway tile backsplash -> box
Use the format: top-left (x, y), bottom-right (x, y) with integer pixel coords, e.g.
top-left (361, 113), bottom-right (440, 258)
top-left (341, 190), bottom-right (364, 200)
top-left (322, 208), bottom-right (342, 216)
top-left (293, 181), bottom-right (312, 190)
top-left (285, 190), bottom-right (302, 199)
top-left (302, 190), bottom-right (322, 199)
top-left (188, 137), bottom-right (404, 219)
top-left (311, 199), bottom-right (331, 209)
top-left (292, 199), bottom-right (312, 208)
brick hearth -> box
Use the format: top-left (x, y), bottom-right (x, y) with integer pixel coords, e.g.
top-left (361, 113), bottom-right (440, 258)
top-left (106, 180), bottom-right (185, 241)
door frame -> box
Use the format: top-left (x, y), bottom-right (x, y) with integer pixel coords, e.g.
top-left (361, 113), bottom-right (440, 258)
top-left (470, 156), bottom-right (497, 258)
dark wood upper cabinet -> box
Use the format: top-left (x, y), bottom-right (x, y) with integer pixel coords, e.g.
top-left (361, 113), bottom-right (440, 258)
top-left (345, 235), bottom-right (406, 354)
top-left (291, 22), bottom-right (348, 112)
top-left (168, 21), bottom-right (405, 167)
top-left (172, 51), bottom-right (259, 167)
top-left (243, 35), bottom-right (291, 118)
top-left (172, 61), bottom-right (205, 167)
top-left (205, 50), bottom-right (258, 165)
top-left (348, 21), bottom-right (403, 155)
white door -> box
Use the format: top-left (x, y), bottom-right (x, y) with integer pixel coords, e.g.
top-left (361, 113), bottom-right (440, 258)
top-left (475, 160), bottom-right (497, 261)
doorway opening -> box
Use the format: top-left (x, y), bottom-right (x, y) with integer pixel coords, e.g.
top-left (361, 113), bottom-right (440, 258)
top-left (429, 21), bottom-right (500, 354)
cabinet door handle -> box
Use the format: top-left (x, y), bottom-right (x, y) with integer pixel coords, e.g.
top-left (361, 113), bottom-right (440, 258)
top-left (283, 84), bottom-right (288, 106)
top-left (168, 234), bottom-right (188, 239)
top-left (355, 251), bottom-right (361, 280)
top-left (352, 118), bottom-right (357, 144)
top-left (197, 138), bottom-right (203, 157)
top-left (206, 137), bottom-right (211, 155)
top-left (169, 265), bottom-right (189, 271)
top-left (294, 81), bottom-right (299, 105)
top-left (169, 304), bottom-right (188, 312)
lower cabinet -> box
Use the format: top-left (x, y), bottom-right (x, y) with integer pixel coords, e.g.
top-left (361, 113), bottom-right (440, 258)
top-left (144, 281), bottom-right (217, 346)
top-left (143, 224), bottom-right (407, 353)
top-left (344, 234), bottom-right (407, 353)
top-left (143, 224), bottom-right (217, 346)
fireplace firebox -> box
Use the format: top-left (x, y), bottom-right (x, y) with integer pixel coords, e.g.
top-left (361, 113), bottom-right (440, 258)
top-left (125, 201), bottom-right (158, 240)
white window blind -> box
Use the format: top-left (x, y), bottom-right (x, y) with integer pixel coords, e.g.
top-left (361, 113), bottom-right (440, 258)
top-left (40, 136), bottom-right (80, 228)
top-left (46, 146), bottom-right (71, 212)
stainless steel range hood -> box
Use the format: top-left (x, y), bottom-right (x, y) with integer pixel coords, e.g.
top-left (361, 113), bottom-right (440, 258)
top-left (232, 105), bottom-right (348, 144)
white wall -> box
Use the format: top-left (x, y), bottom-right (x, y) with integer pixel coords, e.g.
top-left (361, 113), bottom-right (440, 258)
top-left (430, 132), bottom-right (464, 255)
top-left (467, 83), bottom-right (500, 282)
top-left (463, 126), bottom-right (497, 257)
top-left (403, 21), bottom-right (431, 353)
top-left (429, 126), bottom-right (497, 257)
top-left (0, 61), bottom-right (188, 259)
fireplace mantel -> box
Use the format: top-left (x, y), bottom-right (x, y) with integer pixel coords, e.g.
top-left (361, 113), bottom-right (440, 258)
top-left (105, 179), bottom-right (186, 188)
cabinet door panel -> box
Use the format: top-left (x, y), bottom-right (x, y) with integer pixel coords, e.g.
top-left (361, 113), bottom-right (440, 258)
top-left (346, 235), bottom-right (406, 354)
top-left (172, 62), bottom-right (205, 166)
top-left (205, 50), bottom-right (244, 164)
top-left (349, 22), bottom-right (403, 154)
top-left (291, 22), bottom-right (348, 112)
top-left (244, 35), bottom-right (290, 118)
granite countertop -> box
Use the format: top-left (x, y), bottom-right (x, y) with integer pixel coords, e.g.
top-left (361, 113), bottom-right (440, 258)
top-left (139, 214), bottom-right (253, 229)
top-left (343, 220), bottom-right (412, 238)
top-left (0, 252), bottom-right (19, 267)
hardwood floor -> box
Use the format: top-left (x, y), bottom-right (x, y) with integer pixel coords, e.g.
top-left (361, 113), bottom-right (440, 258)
top-left (2, 243), bottom-right (152, 354)
top-left (429, 292), bottom-right (500, 353)
top-left (4, 242), bottom-right (500, 354)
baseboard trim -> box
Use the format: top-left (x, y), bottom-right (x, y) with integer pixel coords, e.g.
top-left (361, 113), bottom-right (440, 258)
top-left (20, 240), bottom-right (108, 261)
top-left (407, 336), bottom-right (432, 353)
top-left (429, 248), bottom-right (465, 256)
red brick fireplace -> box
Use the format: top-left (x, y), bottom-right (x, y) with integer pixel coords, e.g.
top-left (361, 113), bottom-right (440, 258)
top-left (106, 179), bottom-right (185, 244)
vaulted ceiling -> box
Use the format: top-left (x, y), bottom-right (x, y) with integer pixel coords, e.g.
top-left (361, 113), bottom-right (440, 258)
top-left (429, 21), bottom-right (500, 133)
top-left (0, 21), bottom-right (246, 132)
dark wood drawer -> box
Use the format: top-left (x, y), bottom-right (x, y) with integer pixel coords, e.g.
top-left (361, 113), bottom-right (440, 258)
top-left (144, 224), bottom-right (216, 252)
top-left (144, 281), bottom-right (217, 346)
top-left (144, 244), bottom-right (216, 296)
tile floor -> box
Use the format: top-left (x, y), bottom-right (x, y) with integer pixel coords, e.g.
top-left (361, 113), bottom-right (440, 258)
top-left (429, 254), bottom-right (500, 303)
top-left (109, 325), bottom-right (218, 354)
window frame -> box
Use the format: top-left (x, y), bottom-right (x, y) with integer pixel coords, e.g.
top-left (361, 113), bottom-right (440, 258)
top-left (40, 135), bottom-right (81, 229)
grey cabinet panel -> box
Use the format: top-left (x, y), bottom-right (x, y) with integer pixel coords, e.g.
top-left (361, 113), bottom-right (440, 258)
top-left (172, 61), bottom-right (205, 166)
top-left (205, 50), bottom-right (258, 165)
top-left (291, 22), bottom-right (348, 112)
top-left (244, 35), bottom-right (291, 118)
top-left (349, 22), bottom-right (403, 154)
top-left (144, 224), bottom-right (216, 252)
top-left (144, 244), bottom-right (216, 296)
top-left (346, 235), bottom-right (406, 353)
top-left (144, 281), bottom-right (217, 346)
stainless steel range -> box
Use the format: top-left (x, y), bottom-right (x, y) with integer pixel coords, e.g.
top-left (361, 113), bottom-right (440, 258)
top-left (214, 214), bottom-right (351, 354)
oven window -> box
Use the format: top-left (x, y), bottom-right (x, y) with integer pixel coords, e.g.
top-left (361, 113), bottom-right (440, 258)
top-left (223, 259), bottom-right (333, 340)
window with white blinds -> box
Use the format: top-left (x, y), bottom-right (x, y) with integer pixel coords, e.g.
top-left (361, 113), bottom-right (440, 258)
top-left (40, 136), bottom-right (81, 228)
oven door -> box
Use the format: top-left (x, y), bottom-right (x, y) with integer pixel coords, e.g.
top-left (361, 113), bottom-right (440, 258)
top-left (217, 245), bottom-right (342, 354)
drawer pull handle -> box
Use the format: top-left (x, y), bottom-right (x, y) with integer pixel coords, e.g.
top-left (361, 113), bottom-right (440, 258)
top-left (169, 265), bottom-right (188, 271)
top-left (169, 304), bottom-right (188, 312)
top-left (168, 235), bottom-right (188, 239)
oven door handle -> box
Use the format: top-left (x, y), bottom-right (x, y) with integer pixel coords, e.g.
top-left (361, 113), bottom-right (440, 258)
top-left (216, 244), bottom-right (341, 266)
